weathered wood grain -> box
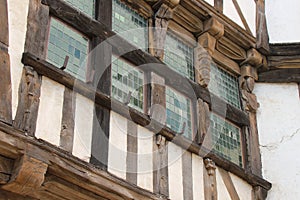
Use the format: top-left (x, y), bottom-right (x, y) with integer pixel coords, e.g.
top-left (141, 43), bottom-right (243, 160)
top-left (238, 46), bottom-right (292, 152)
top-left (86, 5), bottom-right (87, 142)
top-left (255, 0), bottom-right (269, 54)
top-left (0, 0), bottom-right (9, 46)
top-left (219, 168), bottom-right (240, 200)
top-left (126, 120), bottom-right (138, 184)
top-left (258, 68), bottom-right (300, 83)
top-left (59, 87), bottom-right (76, 152)
top-left (203, 158), bottom-right (217, 200)
top-left (214, 0), bottom-right (223, 13)
top-left (182, 151), bottom-right (193, 200)
top-left (0, 49), bottom-right (12, 124)
top-left (13, 66), bottom-right (42, 136)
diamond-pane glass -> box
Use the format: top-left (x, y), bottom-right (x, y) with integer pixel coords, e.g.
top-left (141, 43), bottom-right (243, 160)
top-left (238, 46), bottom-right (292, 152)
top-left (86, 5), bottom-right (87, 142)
top-left (64, 0), bottom-right (95, 18)
top-left (210, 113), bottom-right (243, 167)
top-left (209, 63), bottom-right (241, 109)
top-left (47, 18), bottom-right (89, 81)
top-left (112, 0), bottom-right (148, 49)
top-left (112, 56), bottom-right (144, 112)
top-left (164, 32), bottom-right (195, 81)
top-left (166, 87), bottom-right (192, 139)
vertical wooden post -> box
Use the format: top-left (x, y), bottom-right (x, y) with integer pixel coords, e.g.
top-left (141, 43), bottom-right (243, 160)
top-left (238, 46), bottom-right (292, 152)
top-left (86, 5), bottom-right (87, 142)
top-left (13, 0), bottom-right (49, 136)
top-left (214, 0), bottom-right (223, 13)
top-left (126, 120), bottom-right (138, 184)
top-left (255, 0), bottom-right (269, 54)
top-left (240, 49), bottom-right (264, 177)
top-left (203, 158), bottom-right (217, 200)
top-left (0, 0), bottom-right (12, 124)
top-left (90, 0), bottom-right (112, 169)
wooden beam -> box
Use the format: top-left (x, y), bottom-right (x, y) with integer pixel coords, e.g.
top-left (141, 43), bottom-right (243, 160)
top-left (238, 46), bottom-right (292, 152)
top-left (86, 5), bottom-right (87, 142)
top-left (182, 152), bottom-right (193, 200)
top-left (255, 0), bottom-right (269, 54)
top-left (203, 158), bottom-right (217, 200)
top-left (232, 0), bottom-right (252, 34)
top-left (0, 155), bottom-right (13, 184)
top-left (59, 87), bottom-right (76, 152)
top-left (219, 168), bottom-right (240, 200)
top-left (0, 0), bottom-right (9, 46)
top-left (13, 66), bottom-right (42, 136)
top-left (269, 43), bottom-right (300, 56)
top-left (267, 55), bottom-right (300, 69)
top-left (214, 0), bottom-right (223, 13)
top-left (126, 120), bottom-right (138, 184)
top-left (0, 190), bottom-right (38, 200)
top-left (258, 68), bottom-right (300, 83)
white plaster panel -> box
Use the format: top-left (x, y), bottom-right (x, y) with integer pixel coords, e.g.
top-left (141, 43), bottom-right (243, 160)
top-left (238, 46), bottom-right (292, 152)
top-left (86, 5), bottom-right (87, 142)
top-left (224, 0), bottom-right (244, 29)
top-left (216, 168), bottom-right (231, 200)
top-left (203, 0), bottom-right (214, 6)
top-left (266, 0), bottom-right (300, 43)
top-left (192, 154), bottom-right (205, 200)
top-left (137, 126), bottom-right (154, 192)
top-left (237, 0), bottom-right (255, 35)
top-left (230, 172), bottom-right (252, 200)
top-left (72, 94), bottom-right (94, 162)
top-left (108, 112), bottom-right (127, 180)
top-left (7, 0), bottom-right (30, 118)
top-left (35, 77), bottom-right (64, 146)
top-left (168, 143), bottom-right (184, 200)
top-left (254, 83), bottom-right (300, 200)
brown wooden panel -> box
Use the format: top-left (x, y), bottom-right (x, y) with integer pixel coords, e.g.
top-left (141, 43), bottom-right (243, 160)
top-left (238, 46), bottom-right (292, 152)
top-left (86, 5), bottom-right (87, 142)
top-left (0, 49), bottom-right (12, 124)
top-left (0, 0), bottom-right (9, 45)
top-left (126, 120), bottom-right (138, 184)
top-left (25, 0), bottom-right (49, 59)
top-left (182, 151), bottom-right (193, 200)
top-left (59, 87), bottom-right (76, 152)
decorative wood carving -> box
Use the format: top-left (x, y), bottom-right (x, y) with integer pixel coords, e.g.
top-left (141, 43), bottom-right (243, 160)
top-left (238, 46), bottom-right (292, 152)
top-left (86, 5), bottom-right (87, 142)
top-left (198, 32), bottom-right (217, 56)
top-left (173, 5), bottom-right (203, 34)
top-left (204, 158), bottom-right (217, 200)
top-left (153, 135), bottom-right (169, 196)
top-left (241, 48), bottom-right (264, 68)
top-left (203, 17), bottom-right (224, 40)
top-left (194, 44), bottom-right (212, 87)
top-left (0, 155), bottom-right (13, 184)
top-left (255, 0), bottom-right (270, 54)
top-left (2, 155), bottom-right (48, 196)
top-left (196, 98), bottom-right (210, 145)
top-left (216, 37), bottom-right (247, 61)
top-left (13, 66), bottom-right (42, 136)
top-left (151, 4), bottom-right (174, 59)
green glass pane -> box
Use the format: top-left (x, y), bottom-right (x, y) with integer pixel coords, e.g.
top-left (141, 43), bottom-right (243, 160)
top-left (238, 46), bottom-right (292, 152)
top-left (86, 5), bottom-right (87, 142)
top-left (112, 0), bottom-right (148, 50)
top-left (64, 0), bottom-right (95, 18)
top-left (47, 18), bottom-right (88, 81)
top-left (164, 32), bottom-right (195, 81)
top-left (210, 113), bottom-right (243, 167)
top-left (166, 87), bottom-right (192, 139)
top-left (111, 56), bottom-right (144, 112)
top-left (209, 63), bottom-right (241, 109)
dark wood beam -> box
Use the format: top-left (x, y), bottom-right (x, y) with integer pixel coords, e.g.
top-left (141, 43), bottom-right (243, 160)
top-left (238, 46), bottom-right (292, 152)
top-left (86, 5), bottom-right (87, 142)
top-left (19, 53), bottom-right (272, 191)
top-left (258, 68), bottom-right (300, 83)
top-left (269, 43), bottom-right (300, 56)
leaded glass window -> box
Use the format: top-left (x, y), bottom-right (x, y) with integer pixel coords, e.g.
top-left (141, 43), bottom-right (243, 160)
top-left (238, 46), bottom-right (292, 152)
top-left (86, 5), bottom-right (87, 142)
top-left (112, 0), bottom-right (148, 49)
top-left (209, 63), bottom-right (241, 109)
top-left (47, 18), bottom-right (89, 81)
top-left (111, 56), bottom-right (144, 112)
top-left (210, 113), bottom-right (243, 167)
top-left (164, 31), bottom-right (195, 81)
top-left (166, 87), bottom-right (192, 139)
top-left (64, 0), bottom-right (96, 18)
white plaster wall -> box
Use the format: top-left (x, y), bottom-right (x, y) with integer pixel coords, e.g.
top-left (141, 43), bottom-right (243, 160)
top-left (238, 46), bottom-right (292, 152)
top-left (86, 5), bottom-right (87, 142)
top-left (230, 173), bottom-right (252, 200)
top-left (35, 77), bottom-right (64, 146)
top-left (168, 143), bottom-right (184, 200)
top-left (254, 83), bottom-right (300, 200)
top-left (192, 154), bottom-right (205, 200)
top-left (137, 126), bottom-right (153, 192)
top-left (203, 0), bottom-right (214, 6)
top-left (72, 94), bottom-right (94, 162)
top-left (266, 0), bottom-right (300, 43)
top-left (224, 0), bottom-right (255, 34)
top-left (7, 0), bottom-right (30, 118)
top-left (108, 112), bottom-right (127, 180)
top-left (216, 168), bottom-right (231, 200)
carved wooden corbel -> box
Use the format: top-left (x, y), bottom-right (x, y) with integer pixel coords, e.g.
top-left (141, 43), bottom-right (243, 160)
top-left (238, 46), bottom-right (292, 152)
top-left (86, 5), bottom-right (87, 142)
top-left (204, 158), bottom-right (217, 200)
top-left (13, 66), bottom-right (42, 136)
top-left (151, 2), bottom-right (179, 59)
top-left (196, 99), bottom-right (210, 144)
top-left (2, 155), bottom-right (48, 196)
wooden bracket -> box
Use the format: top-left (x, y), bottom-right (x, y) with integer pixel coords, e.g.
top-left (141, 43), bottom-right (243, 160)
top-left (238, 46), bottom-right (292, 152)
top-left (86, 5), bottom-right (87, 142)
top-left (203, 17), bottom-right (224, 40)
top-left (241, 48), bottom-right (265, 68)
top-left (194, 44), bottom-right (212, 87)
top-left (2, 155), bottom-right (48, 196)
top-left (253, 186), bottom-right (268, 200)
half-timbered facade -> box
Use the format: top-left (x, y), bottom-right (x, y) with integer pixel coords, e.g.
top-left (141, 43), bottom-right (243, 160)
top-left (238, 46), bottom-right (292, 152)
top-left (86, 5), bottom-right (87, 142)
top-left (0, 0), bottom-right (298, 199)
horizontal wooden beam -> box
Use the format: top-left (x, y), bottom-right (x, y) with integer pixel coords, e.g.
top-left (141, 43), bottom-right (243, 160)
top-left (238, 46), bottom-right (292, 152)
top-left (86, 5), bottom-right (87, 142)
top-left (18, 53), bottom-right (273, 191)
top-left (258, 68), bottom-right (300, 83)
top-left (270, 43), bottom-right (300, 56)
